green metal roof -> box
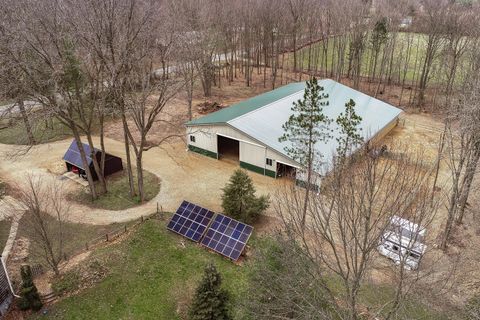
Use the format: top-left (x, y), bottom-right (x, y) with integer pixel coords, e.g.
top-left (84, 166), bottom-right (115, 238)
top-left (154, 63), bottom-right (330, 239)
top-left (186, 82), bottom-right (307, 126)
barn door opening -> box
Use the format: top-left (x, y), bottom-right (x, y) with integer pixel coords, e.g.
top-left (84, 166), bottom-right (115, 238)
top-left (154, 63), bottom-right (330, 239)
top-left (276, 162), bottom-right (296, 180)
top-left (217, 135), bottom-right (239, 163)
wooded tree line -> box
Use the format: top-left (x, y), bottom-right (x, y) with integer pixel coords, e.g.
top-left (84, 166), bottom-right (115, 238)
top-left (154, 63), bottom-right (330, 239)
top-left (1, 0), bottom-right (479, 318)
top-left (168, 0), bottom-right (480, 111)
top-left (1, 0), bottom-right (479, 202)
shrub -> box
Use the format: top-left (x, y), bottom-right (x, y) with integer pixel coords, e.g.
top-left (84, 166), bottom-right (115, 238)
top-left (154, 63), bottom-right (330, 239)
top-left (221, 169), bottom-right (269, 224)
top-left (189, 263), bottom-right (231, 320)
top-left (17, 264), bottom-right (43, 311)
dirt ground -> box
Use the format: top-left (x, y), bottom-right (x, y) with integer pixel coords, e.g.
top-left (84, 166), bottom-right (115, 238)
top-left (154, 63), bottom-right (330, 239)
top-left (0, 137), bottom-right (293, 224)
top-left (1, 70), bottom-right (479, 313)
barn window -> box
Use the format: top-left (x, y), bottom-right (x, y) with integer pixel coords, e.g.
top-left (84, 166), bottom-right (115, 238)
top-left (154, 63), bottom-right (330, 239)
top-left (266, 158), bottom-right (273, 166)
top-left (190, 135), bottom-right (196, 143)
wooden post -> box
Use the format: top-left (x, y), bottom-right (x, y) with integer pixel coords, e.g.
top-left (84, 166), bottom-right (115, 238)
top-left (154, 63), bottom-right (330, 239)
top-left (141, 216), bottom-right (144, 222)
top-left (124, 225), bottom-right (127, 233)
top-left (106, 233), bottom-right (109, 242)
top-left (85, 242), bottom-right (89, 250)
top-left (156, 202), bottom-right (159, 214)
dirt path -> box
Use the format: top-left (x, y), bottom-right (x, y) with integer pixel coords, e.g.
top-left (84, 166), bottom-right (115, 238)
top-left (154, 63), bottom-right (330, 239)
top-left (0, 112), bottom-right (449, 228)
top-left (0, 137), bottom-right (286, 225)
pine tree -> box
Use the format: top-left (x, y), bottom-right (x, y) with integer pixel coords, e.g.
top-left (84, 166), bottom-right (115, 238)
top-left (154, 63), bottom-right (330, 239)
top-left (279, 77), bottom-right (332, 228)
top-left (18, 264), bottom-right (43, 311)
top-left (221, 169), bottom-right (269, 224)
top-left (335, 98), bottom-right (363, 162)
top-left (189, 264), bottom-right (231, 320)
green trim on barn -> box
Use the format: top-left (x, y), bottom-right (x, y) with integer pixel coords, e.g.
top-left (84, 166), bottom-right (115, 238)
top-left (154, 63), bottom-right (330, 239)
top-left (188, 145), bottom-right (217, 159)
top-left (240, 161), bottom-right (276, 178)
top-left (186, 82), bottom-right (307, 126)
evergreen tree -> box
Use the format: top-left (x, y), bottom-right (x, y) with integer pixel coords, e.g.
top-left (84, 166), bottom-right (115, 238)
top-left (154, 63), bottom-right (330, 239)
top-left (221, 169), bottom-right (269, 224)
top-left (18, 264), bottom-right (43, 311)
top-left (189, 264), bottom-right (231, 320)
top-left (335, 98), bottom-right (363, 161)
top-left (279, 77), bottom-right (332, 228)
top-left (370, 18), bottom-right (389, 82)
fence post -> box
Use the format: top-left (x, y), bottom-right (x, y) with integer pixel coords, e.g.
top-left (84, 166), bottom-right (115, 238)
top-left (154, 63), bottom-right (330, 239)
top-left (124, 225), bottom-right (127, 233)
top-left (141, 215), bottom-right (144, 223)
top-left (85, 242), bottom-right (89, 251)
top-left (106, 233), bottom-right (109, 242)
top-left (157, 202), bottom-right (159, 214)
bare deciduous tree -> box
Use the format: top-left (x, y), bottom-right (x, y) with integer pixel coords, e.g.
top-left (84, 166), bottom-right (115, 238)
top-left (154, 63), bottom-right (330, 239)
top-left (276, 146), bottom-right (436, 320)
top-left (441, 76), bottom-right (480, 249)
top-left (14, 175), bottom-right (70, 275)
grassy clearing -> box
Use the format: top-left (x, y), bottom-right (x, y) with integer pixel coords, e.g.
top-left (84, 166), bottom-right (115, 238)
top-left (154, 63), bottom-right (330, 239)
top-left (358, 282), bottom-right (451, 320)
top-left (28, 220), bottom-right (451, 320)
top-left (293, 32), bottom-right (469, 85)
top-left (69, 170), bottom-right (160, 210)
top-left (38, 220), bottom-right (249, 320)
top-left (0, 117), bottom-right (72, 145)
top-left (16, 213), bottom-right (134, 267)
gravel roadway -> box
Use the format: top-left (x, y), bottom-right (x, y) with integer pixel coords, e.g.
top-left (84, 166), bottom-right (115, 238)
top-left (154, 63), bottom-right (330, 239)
top-left (0, 137), bottom-right (285, 225)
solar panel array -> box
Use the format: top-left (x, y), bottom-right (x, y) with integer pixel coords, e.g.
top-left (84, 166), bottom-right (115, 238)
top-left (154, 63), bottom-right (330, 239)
top-left (200, 214), bottom-right (253, 261)
top-left (167, 200), bottom-right (215, 242)
top-left (63, 140), bottom-right (96, 169)
top-left (167, 201), bottom-right (254, 261)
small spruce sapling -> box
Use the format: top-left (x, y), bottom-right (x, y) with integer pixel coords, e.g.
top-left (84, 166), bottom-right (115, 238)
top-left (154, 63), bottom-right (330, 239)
top-left (221, 169), bottom-right (269, 224)
top-left (18, 264), bottom-right (43, 311)
top-left (189, 263), bottom-right (231, 320)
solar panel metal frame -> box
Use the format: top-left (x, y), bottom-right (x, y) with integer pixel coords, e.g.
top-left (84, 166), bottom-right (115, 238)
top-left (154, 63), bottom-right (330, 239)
top-left (167, 200), bottom-right (215, 242)
top-left (200, 214), bottom-right (253, 261)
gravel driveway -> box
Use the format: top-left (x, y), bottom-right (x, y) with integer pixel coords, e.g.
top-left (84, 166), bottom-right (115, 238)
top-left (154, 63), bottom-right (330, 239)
top-left (0, 137), bottom-right (284, 225)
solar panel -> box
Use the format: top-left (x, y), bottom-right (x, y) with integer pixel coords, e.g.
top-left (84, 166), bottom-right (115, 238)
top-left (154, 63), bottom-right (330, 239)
top-left (62, 140), bottom-right (97, 169)
top-left (201, 214), bottom-right (253, 261)
top-left (167, 201), bottom-right (215, 242)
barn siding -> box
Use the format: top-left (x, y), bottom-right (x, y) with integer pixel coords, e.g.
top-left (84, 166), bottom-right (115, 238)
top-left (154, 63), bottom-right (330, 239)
top-left (187, 124), bottom-right (300, 178)
top-left (239, 142), bottom-right (268, 173)
top-left (370, 117), bottom-right (399, 143)
top-left (188, 145), bottom-right (217, 159)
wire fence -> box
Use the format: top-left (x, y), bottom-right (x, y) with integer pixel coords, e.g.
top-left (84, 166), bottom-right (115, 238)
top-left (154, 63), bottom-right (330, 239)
top-left (73, 208), bottom-right (167, 259)
top-left (29, 205), bottom-right (168, 280)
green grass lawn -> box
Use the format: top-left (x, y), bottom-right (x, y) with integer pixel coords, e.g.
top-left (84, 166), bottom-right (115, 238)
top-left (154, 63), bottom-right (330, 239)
top-left (16, 214), bottom-right (134, 267)
top-left (0, 117), bottom-right (72, 145)
top-left (69, 170), bottom-right (160, 210)
top-left (25, 220), bottom-right (452, 320)
top-left (292, 32), bottom-right (469, 86)
top-left (37, 220), bottom-right (249, 320)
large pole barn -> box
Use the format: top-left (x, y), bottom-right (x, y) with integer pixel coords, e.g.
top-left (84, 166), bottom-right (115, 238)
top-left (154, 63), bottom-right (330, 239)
top-left (185, 79), bottom-right (402, 185)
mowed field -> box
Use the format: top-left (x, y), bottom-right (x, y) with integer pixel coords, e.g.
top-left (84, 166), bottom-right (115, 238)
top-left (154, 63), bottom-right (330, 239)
top-left (32, 220), bottom-right (250, 320)
top-left (292, 32), bottom-right (471, 85)
top-left (29, 219), bottom-right (451, 320)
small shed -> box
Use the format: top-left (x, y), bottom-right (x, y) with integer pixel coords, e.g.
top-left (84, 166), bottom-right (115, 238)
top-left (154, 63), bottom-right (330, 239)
top-left (62, 140), bottom-right (123, 180)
